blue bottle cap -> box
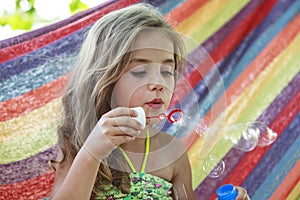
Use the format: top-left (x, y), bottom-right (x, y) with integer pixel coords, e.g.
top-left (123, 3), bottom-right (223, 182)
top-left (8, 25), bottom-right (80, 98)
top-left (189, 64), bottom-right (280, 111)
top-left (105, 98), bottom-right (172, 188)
top-left (216, 184), bottom-right (238, 200)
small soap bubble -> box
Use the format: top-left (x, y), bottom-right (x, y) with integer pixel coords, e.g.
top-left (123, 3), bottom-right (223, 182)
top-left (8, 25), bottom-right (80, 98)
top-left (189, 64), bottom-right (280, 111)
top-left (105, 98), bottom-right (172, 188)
top-left (194, 119), bottom-right (210, 136)
top-left (251, 121), bottom-right (277, 147)
top-left (202, 155), bottom-right (225, 178)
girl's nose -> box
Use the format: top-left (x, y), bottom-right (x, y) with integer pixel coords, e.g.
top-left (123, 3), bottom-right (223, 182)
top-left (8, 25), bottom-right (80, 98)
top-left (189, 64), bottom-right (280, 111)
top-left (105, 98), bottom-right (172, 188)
top-left (148, 82), bottom-right (163, 91)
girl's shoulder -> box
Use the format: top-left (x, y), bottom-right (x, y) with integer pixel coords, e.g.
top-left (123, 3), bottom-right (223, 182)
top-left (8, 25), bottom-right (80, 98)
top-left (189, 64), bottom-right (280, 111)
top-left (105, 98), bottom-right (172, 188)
top-left (153, 131), bottom-right (186, 154)
top-left (156, 130), bottom-right (183, 143)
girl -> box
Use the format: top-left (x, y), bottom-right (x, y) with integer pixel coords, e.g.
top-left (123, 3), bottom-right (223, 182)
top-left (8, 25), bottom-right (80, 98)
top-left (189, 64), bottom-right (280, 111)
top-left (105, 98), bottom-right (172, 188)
top-left (50, 3), bottom-right (248, 200)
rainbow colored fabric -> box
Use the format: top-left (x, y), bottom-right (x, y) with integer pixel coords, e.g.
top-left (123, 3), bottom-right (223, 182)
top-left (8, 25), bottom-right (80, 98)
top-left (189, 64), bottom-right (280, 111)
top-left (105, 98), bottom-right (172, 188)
top-left (1, 0), bottom-right (300, 199)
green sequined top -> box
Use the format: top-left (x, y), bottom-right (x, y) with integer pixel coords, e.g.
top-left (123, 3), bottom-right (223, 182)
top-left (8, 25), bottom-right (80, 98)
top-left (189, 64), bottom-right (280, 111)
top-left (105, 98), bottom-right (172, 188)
top-left (95, 130), bottom-right (173, 200)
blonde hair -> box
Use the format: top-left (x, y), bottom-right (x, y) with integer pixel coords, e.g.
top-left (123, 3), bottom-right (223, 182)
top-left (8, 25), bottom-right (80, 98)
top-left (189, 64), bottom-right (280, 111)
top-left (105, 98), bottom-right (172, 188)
top-left (57, 3), bottom-right (185, 198)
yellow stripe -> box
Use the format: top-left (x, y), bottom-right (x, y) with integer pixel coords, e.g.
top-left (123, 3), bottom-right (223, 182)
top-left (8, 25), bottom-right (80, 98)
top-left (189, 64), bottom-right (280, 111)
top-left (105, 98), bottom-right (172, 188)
top-left (0, 98), bottom-right (60, 143)
top-left (287, 180), bottom-right (300, 200)
top-left (0, 124), bottom-right (57, 164)
top-left (176, 0), bottom-right (231, 35)
top-left (191, 0), bottom-right (249, 44)
top-left (189, 32), bottom-right (300, 188)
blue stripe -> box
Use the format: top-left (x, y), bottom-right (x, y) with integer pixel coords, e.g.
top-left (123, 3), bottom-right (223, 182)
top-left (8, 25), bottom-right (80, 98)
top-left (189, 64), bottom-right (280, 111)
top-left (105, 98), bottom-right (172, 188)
top-left (0, 27), bottom-right (87, 82)
top-left (0, 51), bottom-right (77, 102)
top-left (157, 0), bottom-right (184, 14)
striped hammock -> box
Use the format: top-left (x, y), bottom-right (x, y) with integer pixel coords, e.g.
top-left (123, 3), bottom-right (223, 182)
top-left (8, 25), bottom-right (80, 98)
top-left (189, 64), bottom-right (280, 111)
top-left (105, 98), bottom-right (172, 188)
top-left (0, 0), bottom-right (300, 199)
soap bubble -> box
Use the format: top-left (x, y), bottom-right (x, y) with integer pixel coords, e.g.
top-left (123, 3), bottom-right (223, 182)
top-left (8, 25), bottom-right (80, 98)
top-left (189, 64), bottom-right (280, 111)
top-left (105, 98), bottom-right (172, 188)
top-left (223, 122), bottom-right (259, 152)
top-left (202, 155), bottom-right (225, 178)
top-left (253, 121), bottom-right (277, 147)
top-left (223, 121), bottom-right (277, 152)
top-left (194, 119), bottom-right (210, 136)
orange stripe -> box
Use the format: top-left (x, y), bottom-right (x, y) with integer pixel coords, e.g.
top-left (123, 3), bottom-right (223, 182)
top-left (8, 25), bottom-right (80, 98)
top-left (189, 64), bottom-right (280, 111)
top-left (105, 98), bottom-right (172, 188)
top-left (269, 159), bottom-right (300, 199)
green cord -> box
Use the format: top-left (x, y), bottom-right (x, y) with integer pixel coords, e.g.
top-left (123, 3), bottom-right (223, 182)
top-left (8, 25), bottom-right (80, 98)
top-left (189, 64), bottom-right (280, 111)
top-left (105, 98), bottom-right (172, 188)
top-left (118, 129), bottom-right (150, 173)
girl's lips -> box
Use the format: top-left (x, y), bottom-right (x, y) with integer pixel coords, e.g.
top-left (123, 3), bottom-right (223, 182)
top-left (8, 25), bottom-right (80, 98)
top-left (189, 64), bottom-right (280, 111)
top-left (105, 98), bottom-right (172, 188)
top-left (146, 98), bottom-right (164, 109)
top-left (146, 102), bottom-right (163, 109)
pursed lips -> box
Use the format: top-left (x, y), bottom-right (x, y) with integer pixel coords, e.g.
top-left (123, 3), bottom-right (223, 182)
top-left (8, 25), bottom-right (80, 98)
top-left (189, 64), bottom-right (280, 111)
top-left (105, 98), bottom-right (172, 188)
top-left (146, 98), bottom-right (164, 109)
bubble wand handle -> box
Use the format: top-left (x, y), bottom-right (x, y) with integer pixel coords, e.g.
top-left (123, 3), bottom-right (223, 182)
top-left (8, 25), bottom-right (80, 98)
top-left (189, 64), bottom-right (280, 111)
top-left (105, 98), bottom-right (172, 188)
top-left (146, 109), bottom-right (183, 124)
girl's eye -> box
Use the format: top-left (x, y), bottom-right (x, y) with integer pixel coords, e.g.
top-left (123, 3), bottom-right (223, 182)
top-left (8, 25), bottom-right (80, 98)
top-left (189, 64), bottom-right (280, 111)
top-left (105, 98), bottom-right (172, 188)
top-left (130, 71), bottom-right (147, 77)
top-left (161, 70), bottom-right (174, 77)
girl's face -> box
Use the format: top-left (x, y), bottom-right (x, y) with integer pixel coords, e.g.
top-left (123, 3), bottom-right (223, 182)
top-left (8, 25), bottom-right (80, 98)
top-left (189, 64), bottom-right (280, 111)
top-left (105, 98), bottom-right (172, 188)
top-left (112, 30), bottom-right (176, 123)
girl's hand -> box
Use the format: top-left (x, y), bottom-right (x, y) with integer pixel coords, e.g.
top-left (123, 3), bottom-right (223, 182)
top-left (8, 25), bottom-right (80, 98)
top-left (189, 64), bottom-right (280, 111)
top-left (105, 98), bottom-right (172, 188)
top-left (235, 186), bottom-right (250, 200)
top-left (83, 107), bottom-right (143, 161)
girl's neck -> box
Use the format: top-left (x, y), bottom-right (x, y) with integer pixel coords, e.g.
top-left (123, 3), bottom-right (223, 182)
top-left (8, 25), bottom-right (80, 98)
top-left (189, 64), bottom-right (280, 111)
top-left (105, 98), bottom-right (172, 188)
top-left (120, 131), bottom-right (147, 152)
top-left (120, 127), bottom-right (156, 152)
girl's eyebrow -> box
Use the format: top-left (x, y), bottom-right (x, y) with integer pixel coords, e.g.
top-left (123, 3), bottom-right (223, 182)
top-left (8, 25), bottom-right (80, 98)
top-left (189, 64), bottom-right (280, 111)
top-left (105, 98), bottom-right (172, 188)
top-left (130, 58), bottom-right (151, 63)
top-left (130, 58), bottom-right (175, 64)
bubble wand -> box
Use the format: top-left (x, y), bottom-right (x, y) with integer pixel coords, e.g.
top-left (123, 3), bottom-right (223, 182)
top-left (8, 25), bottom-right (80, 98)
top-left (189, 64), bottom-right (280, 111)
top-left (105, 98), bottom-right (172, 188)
top-left (146, 109), bottom-right (184, 123)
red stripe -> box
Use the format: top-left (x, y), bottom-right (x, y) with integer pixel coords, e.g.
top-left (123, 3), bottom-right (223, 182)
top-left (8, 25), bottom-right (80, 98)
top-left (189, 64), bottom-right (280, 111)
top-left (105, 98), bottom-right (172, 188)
top-left (0, 74), bottom-right (69, 121)
top-left (0, 171), bottom-right (54, 200)
top-left (270, 159), bottom-right (300, 199)
top-left (167, 0), bottom-right (209, 25)
top-left (0, 0), bottom-right (140, 64)
top-left (209, 88), bottom-right (300, 200)
top-left (182, 12), bottom-right (300, 150)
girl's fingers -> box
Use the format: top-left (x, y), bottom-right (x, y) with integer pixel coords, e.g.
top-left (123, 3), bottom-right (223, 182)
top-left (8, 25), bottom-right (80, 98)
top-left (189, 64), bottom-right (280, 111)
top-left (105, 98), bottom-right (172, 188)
top-left (111, 115), bottom-right (143, 130)
top-left (106, 107), bottom-right (138, 118)
top-left (111, 134), bottom-right (136, 145)
top-left (235, 186), bottom-right (250, 200)
top-left (105, 126), bottom-right (141, 138)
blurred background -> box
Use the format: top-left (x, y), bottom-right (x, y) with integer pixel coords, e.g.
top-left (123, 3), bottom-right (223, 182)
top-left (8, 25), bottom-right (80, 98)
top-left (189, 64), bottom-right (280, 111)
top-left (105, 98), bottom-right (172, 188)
top-left (0, 0), bottom-right (107, 40)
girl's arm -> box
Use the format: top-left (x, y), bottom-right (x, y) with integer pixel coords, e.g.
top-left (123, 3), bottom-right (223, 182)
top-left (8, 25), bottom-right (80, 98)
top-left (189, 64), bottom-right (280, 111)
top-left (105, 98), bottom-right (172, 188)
top-left (50, 107), bottom-right (143, 200)
top-left (171, 147), bottom-right (196, 200)
top-left (50, 147), bottom-right (101, 200)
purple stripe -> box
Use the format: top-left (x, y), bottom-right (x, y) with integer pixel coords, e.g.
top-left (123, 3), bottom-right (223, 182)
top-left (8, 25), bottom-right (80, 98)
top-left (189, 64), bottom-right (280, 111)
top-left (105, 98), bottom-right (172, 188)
top-left (195, 71), bottom-right (300, 199)
top-left (0, 0), bottom-right (117, 49)
top-left (0, 146), bottom-right (58, 184)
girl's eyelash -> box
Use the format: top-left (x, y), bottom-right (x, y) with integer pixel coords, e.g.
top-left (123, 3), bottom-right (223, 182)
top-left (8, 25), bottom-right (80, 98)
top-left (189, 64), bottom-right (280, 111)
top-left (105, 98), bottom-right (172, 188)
top-left (130, 71), bottom-right (146, 76)
top-left (161, 71), bottom-right (174, 76)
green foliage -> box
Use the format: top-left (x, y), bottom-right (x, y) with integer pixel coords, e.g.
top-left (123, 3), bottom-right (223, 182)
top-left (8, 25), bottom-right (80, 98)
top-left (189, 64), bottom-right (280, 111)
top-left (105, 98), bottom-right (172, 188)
top-left (0, 0), bottom-right (89, 31)
top-left (69, 0), bottom-right (88, 14)
top-left (0, 0), bottom-right (36, 30)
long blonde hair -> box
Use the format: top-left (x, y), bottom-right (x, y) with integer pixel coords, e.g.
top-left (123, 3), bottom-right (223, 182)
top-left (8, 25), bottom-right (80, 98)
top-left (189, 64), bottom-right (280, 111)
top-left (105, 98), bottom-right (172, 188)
top-left (57, 3), bottom-right (185, 198)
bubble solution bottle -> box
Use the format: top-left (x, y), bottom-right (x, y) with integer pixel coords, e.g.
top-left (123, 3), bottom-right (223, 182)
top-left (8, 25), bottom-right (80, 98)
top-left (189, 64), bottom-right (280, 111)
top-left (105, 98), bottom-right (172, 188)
top-left (216, 184), bottom-right (238, 200)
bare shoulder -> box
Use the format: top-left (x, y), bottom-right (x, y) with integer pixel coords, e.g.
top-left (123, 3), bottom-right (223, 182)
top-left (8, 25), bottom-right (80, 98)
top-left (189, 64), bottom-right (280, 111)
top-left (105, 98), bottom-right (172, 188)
top-left (154, 131), bottom-right (186, 153)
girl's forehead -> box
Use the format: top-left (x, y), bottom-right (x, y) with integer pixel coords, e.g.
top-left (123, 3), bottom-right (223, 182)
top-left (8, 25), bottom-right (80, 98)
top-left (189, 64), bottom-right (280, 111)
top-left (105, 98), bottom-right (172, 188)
top-left (131, 30), bottom-right (174, 53)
